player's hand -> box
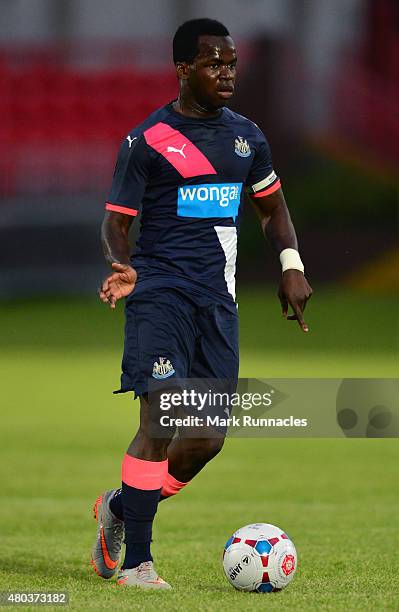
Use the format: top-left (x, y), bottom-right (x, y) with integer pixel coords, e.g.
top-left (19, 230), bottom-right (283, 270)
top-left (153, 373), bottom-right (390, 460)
top-left (99, 263), bottom-right (137, 309)
top-left (278, 269), bottom-right (313, 333)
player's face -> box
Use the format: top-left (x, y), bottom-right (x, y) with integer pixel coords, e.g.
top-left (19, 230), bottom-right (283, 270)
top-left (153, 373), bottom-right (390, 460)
top-left (188, 35), bottom-right (237, 109)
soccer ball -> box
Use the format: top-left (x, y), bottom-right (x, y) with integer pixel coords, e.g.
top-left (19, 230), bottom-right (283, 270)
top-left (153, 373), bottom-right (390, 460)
top-left (222, 523), bottom-right (297, 593)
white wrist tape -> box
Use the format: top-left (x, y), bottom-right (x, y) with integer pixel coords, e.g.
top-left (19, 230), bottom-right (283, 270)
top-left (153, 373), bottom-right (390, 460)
top-left (279, 248), bottom-right (304, 274)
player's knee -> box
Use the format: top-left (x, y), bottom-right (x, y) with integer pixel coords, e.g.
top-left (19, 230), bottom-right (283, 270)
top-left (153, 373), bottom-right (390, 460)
top-left (187, 437), bottom-right (225, 464)
top-left (127, 426), bottom-right (172, 460)
top-left (206, 437), bottom-right (225, 459)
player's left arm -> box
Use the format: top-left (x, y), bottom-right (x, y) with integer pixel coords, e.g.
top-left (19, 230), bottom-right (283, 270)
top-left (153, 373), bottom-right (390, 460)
top-left (249, 187), bottom-right (313, 332)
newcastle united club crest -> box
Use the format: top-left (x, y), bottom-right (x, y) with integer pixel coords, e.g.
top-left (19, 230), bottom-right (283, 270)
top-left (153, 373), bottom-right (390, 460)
top-left (234, 136), bottom-right (251, 157)
top-left (152, 357), bottom-right (175, 379)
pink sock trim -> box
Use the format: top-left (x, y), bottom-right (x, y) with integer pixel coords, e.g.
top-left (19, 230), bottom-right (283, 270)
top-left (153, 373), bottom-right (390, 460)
top-left (122, 455), bottom-right (168, 490)
top-left (161, 472), bottom-right (189, 498)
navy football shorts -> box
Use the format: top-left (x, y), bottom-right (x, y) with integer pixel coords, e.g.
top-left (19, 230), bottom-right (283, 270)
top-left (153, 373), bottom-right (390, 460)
top-left (115, 287), bottom-right (239, 398)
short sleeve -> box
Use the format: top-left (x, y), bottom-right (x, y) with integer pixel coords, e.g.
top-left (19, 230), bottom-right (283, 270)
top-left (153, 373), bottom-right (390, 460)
top-left (246, 129), bottom-right (281, 198)
top-left (105, 133), bottom-right (151, 216)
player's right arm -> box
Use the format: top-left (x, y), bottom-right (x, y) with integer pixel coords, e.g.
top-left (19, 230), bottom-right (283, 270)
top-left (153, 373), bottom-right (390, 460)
top-left (99, 132), bottom-right (150, 309)
top-left (100, 211), bottom-right (137, 309)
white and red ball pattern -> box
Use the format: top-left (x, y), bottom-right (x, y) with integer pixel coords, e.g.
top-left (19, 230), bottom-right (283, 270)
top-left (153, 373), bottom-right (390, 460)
top-left (222, 523), bottom-right (297, 593)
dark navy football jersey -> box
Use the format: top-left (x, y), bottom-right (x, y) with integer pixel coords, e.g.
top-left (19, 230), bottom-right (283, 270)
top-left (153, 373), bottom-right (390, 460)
top-left (106, 102), bottom-right (280, 310)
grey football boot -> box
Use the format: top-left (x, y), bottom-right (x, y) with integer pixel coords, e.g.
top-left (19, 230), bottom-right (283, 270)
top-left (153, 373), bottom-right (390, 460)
top-left (117, 561), bottom-right (172, 590)
top-left (91, 489), bottom-right (124, 579)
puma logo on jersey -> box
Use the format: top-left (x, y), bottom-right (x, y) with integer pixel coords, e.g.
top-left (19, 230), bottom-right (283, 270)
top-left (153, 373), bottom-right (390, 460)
top-left (126, 136), bottom-right (137, 148)
top-left (167, 144), bottom-right (187, 158)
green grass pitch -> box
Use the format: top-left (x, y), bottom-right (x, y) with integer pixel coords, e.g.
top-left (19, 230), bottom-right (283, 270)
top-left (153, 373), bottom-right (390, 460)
top-left (1, 289), bottom-right (398, 610)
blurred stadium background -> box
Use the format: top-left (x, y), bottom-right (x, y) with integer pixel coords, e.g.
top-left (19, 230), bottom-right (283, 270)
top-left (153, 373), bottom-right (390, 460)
top-left (0, 0), bottom-right (398, 296)
top-left (1, 2), bottom-right (398, 609)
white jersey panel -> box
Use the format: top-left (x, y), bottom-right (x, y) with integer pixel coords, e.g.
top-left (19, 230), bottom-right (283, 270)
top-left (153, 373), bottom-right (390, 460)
top-left (214, 226), bottom-right (238, 300)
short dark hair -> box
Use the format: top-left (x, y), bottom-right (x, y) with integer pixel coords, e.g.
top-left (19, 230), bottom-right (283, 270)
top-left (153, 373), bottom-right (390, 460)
top-left (173, 18), bottom-right (230, 64)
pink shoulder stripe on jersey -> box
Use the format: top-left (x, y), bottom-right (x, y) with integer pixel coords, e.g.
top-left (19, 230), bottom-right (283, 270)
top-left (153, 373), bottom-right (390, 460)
top-left (144, 122), bottom-right (217, 178)
top-left (105, 202), bottom-right (138, 216)
top-left (252, 179), bottom-right (281, 198)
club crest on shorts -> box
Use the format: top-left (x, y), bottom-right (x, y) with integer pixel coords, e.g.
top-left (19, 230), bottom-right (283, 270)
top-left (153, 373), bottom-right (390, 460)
top-left (234, 136), bottom-right (251, 157)
top-left (152, 357), bottom-right (175, 379)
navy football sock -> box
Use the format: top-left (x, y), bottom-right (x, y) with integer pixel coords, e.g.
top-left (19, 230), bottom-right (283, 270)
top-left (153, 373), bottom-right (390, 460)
top-left (124, 541), bottom-right (152, 569)
top-left (109, 488), bottom-right (124, 520)
top-left (110, 489), bottom-right (167, 523)
top-left (121, 482), bottom-right (160, 569)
